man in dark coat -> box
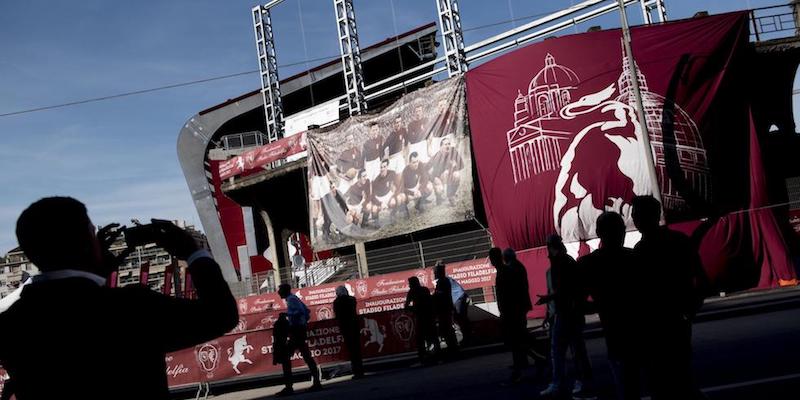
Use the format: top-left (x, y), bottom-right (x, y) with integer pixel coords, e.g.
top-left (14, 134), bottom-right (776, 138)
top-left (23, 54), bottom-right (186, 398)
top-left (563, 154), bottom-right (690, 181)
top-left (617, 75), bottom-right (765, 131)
top-left (404, 276), bottom-right (440, 364)
top-left (0, 197), bottom-right (238, 399)
top-left (333, 286), bottom-right (364, 378)
top-left (433, 263), bottom-right (459, 355)
top-left (632, 195), bottom-right (706, 400)
top-left (491, 247), bottom-right (532, 383)
top-left (578, 211), bottom-right (645, 400)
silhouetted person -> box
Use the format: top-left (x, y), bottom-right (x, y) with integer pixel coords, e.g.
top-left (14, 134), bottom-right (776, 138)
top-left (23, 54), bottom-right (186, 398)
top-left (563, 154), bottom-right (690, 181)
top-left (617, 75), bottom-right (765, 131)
top-left (277, 284), bottom-right (322, 396)
top-left (538, 235), bottom-right (594, 398)
top-left (436, 261), bottom-right (471, 346)
top-left (632, 195), bottom-right (706, 400)
top-left (433, 263), bottom-right (459, 354)
top-left (578, 212), bottom-right (644, 400)
top-left (491, 247), bottom-right (533, 383)
top-left (0, 197), bottom-right (238, 399)
top-left (333, 286), bottom-right (364, 378)
top-left (404, 276), bottom-right (440, 364)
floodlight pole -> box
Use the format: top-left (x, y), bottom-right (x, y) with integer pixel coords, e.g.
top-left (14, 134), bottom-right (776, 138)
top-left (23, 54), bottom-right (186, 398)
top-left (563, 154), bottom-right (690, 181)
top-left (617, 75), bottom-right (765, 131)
top-left (617, 0), bottom-right (664, 208)
top-left (435, 0), bottom-right (468, 77)
top-left (253, 2), bottom-right (285, 143)
top-left (334, 0), bottom-right (368, 116)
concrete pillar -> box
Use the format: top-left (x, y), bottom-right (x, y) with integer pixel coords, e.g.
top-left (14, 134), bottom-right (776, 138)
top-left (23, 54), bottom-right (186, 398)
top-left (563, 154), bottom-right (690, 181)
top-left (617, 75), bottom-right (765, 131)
top-left (355, 241), bottom-right (369, 278)
top-left (259, 210), bottom-right (282, 289)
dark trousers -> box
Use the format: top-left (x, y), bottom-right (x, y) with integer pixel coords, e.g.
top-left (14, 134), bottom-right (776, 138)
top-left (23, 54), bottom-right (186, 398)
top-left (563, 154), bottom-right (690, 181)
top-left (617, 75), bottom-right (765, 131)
top-left (550, 313), bottom-right (592, 389)
top-left (437, 311), bottom-right (459, 353)
top-left (416, 316), bottom-right (440, 362)
top-left (342, 327), bottom-right (364, 377)
top-left (647, 318), bottom-right (702, 400)
top-left (502, 313), bottom-right (529, 370)
top-left (609, 357), bottom-right (642, 400)
top-left (281, 327), bottom-right (320, 388)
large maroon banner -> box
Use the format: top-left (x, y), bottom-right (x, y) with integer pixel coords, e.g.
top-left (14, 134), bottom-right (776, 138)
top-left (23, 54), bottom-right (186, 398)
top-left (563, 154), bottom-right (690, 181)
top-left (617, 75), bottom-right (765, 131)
top-left (466, 12), bottom-right (750, 250)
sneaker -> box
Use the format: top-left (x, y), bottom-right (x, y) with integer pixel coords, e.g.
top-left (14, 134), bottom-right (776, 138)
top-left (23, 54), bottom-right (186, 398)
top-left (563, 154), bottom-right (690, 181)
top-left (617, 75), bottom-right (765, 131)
top-left (571, 381), bottom-right (598, 400)
top-left (275, 386), bottom-right (294, 397)
top-left (539, 383), bottom-right (564, 398)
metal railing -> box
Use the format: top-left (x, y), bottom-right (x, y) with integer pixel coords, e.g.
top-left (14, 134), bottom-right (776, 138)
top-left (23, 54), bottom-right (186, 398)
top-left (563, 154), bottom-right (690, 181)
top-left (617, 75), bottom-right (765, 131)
top-left (294, 255), bottom-right (356, 287)
top-left (750, 4), bottom-right (798, 42)
top-left (366, 229), bottom-right (492, 275)
top-left (220, 130), bottom-right (269, 150)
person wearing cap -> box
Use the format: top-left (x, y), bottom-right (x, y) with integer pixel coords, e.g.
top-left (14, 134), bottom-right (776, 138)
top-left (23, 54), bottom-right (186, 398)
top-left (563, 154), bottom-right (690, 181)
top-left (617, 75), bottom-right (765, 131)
top-left (537, 235), bottom-right (595, 398)
top-left (333, 285), bottom-right (364, 378)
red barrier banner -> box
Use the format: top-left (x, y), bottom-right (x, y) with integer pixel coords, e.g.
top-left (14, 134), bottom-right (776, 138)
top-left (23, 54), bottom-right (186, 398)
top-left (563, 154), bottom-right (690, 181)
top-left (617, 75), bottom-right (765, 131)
top-left (219, 132), bottom-right (307, 180)
top-left (165, 310), bottom-right (420, 388)
top-left (163, 258), bottom-right (501, 389)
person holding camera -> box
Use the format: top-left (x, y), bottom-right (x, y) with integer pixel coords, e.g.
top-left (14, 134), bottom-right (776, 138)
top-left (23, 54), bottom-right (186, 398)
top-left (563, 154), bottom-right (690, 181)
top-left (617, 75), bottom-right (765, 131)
top-left (0, 197), bottom-right (238, 399)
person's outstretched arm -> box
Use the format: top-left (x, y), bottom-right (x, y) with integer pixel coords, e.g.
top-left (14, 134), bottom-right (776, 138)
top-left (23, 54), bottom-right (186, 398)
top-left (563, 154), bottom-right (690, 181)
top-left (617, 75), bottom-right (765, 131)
top-left (135, 220), bottom-right (238, 353)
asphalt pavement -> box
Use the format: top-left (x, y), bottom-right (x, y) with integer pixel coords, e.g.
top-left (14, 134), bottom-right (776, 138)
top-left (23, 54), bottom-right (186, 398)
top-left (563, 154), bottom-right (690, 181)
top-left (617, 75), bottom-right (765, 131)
top-left (188, 297), bottom-right (800, 400)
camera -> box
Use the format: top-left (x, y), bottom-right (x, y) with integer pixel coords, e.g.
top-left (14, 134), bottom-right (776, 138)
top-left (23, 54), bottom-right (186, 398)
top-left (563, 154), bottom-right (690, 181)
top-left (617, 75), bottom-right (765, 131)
top-left (124, 224), bottom-right (159, 248)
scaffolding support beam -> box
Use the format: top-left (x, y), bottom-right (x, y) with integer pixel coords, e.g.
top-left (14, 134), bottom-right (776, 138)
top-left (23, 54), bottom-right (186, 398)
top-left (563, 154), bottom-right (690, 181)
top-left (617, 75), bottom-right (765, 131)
top-left (640, 0), bottom-right (653, 24)
top-left (333, 0), bottom-right (367, 116)
top-left (655, 0), bottom-right (667, 22)
top-left (252, 4), bottom-right (284, 143)
top-left (435, 0), bottom-right (468, 77)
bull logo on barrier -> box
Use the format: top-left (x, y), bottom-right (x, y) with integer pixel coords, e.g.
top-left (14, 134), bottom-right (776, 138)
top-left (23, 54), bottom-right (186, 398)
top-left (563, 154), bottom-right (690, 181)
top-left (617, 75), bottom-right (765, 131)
top-left (361, 318), bottom-right (386, 352)
top-left (227, 335), bottom-right (254, 374)
top-left (355, 280), bottom-right (369, 298)
top-left (196, 342), bottom-right (221, 377)
top-left (391, 314), bottom-right (414, 342)
top-left (316, 305), bottom-right (333, 321)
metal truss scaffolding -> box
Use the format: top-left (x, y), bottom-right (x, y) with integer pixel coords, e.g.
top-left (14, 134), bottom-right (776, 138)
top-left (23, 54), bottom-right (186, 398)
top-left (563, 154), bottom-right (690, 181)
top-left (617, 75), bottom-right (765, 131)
top-left (252, 3), bottom-right (284, 142)
top-left (655, 0), bottom-right (667, 22)
top-left (436, 0), bottom-right (468, 77)
top-left (334, 0), bottom-right (368, 116)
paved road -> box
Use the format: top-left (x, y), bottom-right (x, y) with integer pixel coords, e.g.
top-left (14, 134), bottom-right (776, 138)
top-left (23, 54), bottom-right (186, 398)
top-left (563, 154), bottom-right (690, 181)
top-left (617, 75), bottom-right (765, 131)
top-left (197, 307), bottom-right (800, 400)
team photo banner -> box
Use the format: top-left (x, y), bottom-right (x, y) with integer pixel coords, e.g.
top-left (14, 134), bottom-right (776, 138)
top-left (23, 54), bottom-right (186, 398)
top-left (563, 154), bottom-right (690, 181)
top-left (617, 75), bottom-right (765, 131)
top-left (307, 77), bottom-right (473, 250)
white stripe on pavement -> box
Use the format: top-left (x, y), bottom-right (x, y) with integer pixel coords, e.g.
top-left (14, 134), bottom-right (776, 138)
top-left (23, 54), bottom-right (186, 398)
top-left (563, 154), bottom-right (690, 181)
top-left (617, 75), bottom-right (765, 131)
top-left (642, 371), bottom-right (800, 399)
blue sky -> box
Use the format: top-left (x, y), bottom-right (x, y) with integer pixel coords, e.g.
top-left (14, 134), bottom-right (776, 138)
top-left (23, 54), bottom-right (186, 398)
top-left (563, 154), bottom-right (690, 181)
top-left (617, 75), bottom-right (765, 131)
top-left (0, 0), bottom-right (782, 253)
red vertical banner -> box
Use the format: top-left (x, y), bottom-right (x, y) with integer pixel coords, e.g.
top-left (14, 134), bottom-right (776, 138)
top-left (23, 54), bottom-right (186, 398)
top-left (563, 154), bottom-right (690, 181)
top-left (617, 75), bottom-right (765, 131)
top-left (163, 261), bottom-right (176, 296)
top-left (139, 261), bottom-right (150, 287)
top-left (107, 270), bottom-right (118, 288)
top-left (184, 270), bottom-right (195, 299)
